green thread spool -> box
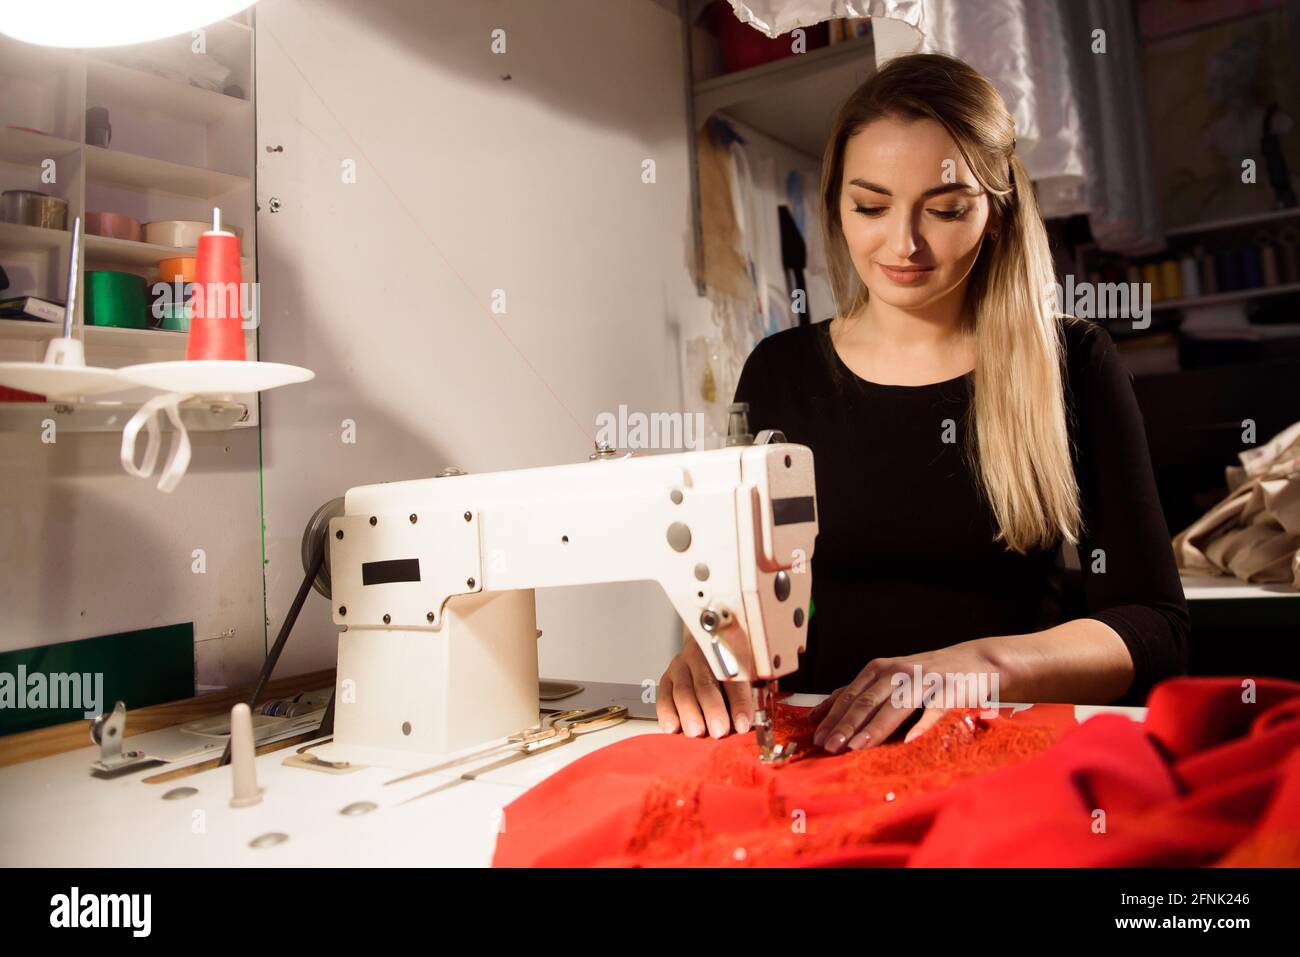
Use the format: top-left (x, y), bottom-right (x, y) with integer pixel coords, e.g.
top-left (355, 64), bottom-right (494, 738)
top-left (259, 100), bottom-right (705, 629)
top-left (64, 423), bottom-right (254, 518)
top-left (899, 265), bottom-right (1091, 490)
top-left (85, 271), bottom-right (147, 329)
top-left (155, 302), bottom-right (192, 332)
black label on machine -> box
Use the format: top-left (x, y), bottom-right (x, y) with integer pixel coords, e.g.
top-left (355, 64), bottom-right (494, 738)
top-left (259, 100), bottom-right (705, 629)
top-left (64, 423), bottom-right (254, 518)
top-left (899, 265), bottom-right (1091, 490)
top-left (362, 558), bottom-right (422, 585)
top-left (772, 495), bottom-right (815, 525)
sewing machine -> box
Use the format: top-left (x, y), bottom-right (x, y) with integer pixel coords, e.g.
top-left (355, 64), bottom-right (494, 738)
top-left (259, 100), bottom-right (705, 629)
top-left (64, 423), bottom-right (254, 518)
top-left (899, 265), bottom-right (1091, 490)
top-left (304, 437), bottom-right (818, 771)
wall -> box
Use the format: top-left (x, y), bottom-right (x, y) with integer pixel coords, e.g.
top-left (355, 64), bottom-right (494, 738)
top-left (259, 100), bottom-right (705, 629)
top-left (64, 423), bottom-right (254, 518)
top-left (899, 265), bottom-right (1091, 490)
top-left (254, 0), bottom-right (724, 686)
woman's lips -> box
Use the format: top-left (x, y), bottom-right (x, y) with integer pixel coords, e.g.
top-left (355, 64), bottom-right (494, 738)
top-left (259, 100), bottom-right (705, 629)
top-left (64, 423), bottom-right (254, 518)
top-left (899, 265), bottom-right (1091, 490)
top-left (876, 262), bottom-right (934, 285)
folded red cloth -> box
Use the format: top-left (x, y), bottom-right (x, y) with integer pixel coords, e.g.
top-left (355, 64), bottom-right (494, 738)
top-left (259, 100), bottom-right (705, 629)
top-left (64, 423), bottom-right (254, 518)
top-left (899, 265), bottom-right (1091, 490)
top-left (492, 678), bottom-right (1300, 867)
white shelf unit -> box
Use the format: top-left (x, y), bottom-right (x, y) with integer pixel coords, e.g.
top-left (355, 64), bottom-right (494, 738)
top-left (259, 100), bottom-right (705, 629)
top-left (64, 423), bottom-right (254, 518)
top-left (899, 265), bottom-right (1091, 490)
top-left (0, 21), bottom-right (259, 427)
top-left (693, 30), bottom-right (876, 157)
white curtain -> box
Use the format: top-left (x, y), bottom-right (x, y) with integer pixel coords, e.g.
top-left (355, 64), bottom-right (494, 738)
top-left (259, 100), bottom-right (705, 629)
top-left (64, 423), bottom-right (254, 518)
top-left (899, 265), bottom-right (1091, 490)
top-left (725, 0), bottom-right (1164, 252)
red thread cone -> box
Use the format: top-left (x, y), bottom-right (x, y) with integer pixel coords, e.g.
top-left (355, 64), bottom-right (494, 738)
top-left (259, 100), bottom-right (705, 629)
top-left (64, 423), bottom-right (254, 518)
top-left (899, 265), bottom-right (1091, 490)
top-left (185, 224), bottom-right (244, 361)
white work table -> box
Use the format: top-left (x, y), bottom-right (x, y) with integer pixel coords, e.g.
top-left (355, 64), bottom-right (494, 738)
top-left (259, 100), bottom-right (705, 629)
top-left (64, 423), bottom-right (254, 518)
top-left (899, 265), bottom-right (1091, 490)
top-left (1180, 573), bottom-right (1298, 601)
top-left (0, 695), bottom-right (1144, 867)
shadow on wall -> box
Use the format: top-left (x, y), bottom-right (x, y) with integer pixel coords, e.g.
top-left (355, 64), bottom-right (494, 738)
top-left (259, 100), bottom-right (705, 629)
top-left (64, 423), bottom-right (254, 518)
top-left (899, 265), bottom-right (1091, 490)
top-left (252, 0), bottom-right (695, 684)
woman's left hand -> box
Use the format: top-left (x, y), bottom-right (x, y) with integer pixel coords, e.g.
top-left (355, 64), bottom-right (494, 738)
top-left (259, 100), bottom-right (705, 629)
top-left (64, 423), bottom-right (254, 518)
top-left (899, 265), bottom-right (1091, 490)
top-left (809, 641), bottom-right (1002, 753)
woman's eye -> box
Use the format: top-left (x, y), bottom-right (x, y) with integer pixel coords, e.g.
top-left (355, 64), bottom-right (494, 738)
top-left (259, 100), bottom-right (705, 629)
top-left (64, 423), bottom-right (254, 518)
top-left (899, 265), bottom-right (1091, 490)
top-left (852, 205), bottom-right (886, 217)
top-left (928, 207), bottom-right (968, 220)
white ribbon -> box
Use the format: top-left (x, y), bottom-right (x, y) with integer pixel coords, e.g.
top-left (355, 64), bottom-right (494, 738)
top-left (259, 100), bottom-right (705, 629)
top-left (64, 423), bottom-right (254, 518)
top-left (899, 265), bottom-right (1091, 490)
top-left (120, 392), bottom-right (195, 493)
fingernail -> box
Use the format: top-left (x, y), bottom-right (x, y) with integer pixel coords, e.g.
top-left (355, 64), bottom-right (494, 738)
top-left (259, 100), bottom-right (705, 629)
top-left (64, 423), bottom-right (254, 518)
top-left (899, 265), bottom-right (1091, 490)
top-left (685, 721), bottom-right (703, 737)
top-left (660, 719), bottom-right (677, 734)
top-left (824, 732), bottom-right (845, 753)
top-left (709, 719), bottom-right (726, 738)
top-left (848, 731), bottom-right (870, 750)
top-left (734, 715), bottom-right (750, 734)
top-left (813, 728), bottom-right (826, 747)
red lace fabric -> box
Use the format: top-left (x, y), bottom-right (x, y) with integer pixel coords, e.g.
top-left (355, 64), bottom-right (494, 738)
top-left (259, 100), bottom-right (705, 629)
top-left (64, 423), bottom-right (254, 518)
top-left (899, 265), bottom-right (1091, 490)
top-left (620, 706), bottom-right (1056, 866)
top-left (494, 679), bottom-right (1300, 867)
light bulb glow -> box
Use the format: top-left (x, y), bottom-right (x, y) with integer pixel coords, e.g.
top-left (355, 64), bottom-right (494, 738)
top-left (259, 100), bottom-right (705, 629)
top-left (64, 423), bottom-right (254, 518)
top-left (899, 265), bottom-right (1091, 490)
top-left (0, 1), bottom-right (258, 48)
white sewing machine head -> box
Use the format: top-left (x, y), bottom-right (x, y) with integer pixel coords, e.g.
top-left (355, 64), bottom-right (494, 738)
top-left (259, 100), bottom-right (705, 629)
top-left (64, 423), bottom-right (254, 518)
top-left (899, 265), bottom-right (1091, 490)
top-left (306, 441), bottom-right (817, 770)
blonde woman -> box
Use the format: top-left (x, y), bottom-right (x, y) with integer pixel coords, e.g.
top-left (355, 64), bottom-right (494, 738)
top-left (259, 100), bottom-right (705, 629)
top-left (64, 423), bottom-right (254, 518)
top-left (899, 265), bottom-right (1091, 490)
top-left (656, 53), bottom-right (1189, 753)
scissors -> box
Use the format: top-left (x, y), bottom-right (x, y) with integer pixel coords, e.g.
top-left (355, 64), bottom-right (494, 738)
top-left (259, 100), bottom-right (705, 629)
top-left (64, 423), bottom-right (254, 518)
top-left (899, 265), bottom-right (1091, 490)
top-left (384, 704), bottom-right (628, 789)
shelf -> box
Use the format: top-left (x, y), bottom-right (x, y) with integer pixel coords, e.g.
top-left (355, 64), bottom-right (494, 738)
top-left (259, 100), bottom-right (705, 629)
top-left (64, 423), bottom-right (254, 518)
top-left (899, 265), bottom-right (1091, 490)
top-left (0, 318), bottom-right (61, 341)
top-left (86, 58), bottom-right (251, 125)
top-left (0, 398), bottom-right (250, 433)
top-left (1164, 207), bottom-right (1300, 239)
top-left (83, 233), bottom-right (251, 271)
top-left (85, 145), bottom-right (249, 200)
top-left (694, 32), bottom-right (875, 156)
top-left (0, 221), bottom-right (70, 252)
top-left (0, 126), bottom-right (82, 166)
top-left (1151, 281), bottom-right (1300, 313)
top-left (83, 325), bottom-right (256, 353)
top-left (84, 233), bottom-right (191, 267)
top-left (0, 320), bottom-right (254, 355)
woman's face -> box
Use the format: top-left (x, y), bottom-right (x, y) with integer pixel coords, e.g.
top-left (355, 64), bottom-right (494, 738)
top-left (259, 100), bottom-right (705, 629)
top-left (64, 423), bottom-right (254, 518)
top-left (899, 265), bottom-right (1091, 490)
top-left (839, 116), bottom-right (992, 314)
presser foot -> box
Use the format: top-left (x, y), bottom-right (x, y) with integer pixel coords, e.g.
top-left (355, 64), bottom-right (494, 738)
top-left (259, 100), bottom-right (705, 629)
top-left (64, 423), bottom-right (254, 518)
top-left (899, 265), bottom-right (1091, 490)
top-left (754, 682), bottom-right (796, 765)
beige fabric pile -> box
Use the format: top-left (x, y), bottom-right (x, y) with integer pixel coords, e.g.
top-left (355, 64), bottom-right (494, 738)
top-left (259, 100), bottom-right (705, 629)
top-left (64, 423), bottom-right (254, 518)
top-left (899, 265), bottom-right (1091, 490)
top-left (1175, 420), bottom-right (1300, 589)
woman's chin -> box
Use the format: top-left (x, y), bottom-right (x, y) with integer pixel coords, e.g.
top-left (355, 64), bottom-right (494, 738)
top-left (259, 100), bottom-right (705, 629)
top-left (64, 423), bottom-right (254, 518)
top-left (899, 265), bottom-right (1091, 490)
top-left (866, 284), bottom-right (948, 311)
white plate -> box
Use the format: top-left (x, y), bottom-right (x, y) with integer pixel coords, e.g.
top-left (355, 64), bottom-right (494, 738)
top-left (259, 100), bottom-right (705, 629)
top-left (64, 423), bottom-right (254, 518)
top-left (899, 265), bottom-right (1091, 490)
top-left (0, 362), bottom-right (126, 398)
top-left (115, 360), bottom-right (314, 396)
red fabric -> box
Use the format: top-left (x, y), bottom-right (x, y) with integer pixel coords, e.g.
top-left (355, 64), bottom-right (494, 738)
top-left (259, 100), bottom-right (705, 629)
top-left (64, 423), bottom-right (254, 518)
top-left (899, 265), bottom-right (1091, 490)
top-left (492, 678), bottom-right (1300, 867)
top-left (0, 385), bottom-right (44, 402)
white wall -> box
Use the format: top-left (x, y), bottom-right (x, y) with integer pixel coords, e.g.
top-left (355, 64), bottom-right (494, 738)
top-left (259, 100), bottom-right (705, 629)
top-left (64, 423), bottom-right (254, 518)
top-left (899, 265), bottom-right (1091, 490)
top-left (0, 386), bottom-right (265, 682)
top-left (254, 0), bottom-right (721, 686)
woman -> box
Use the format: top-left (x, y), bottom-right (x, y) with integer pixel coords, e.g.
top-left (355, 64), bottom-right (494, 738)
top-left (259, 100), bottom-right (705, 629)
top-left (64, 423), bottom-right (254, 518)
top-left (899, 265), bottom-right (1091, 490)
top-left (656, 53), bottom-right (1190, 754)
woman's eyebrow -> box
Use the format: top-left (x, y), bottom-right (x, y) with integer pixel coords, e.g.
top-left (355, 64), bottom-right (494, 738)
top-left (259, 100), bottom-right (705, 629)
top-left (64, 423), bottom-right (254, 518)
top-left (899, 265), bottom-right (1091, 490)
top-left (847, 178), bottom-right (976, 197)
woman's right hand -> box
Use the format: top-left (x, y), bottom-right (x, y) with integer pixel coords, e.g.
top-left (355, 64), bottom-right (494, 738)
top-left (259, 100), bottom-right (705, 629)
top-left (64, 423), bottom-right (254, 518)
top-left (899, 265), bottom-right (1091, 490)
top-left (656, 629), bottom-right (753, 738)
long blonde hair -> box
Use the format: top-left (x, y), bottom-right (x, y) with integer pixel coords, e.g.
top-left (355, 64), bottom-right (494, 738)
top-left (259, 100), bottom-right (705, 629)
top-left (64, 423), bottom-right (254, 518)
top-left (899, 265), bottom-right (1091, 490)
top-left (819, 52), bottom-right (1080, 554)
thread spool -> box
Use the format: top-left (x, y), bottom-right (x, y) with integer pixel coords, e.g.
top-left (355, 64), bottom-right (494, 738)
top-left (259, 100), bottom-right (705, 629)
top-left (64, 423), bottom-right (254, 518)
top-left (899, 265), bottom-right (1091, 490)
top-left (1215, 249), bottom-right (1239, 291)
top-left (144, 219), bottom-right (242, 249)
top-left (1258, 232), bottom-right (1280, 287)
top-left (1159, 259), bottom-right (1182, 299)
top-left (84, 271), bottom-right (147, 328)
top-left (1277, 227), bottom-right (1299, 284)
top-left (1199, 249), bottom-right (1218, 295)
top-left (1239, 244), bottom-right (1262, 289)
top-left (157, 256), bottom-right (196, 284)
top-left (185, 208), bottom-right (245, 361)
top-left (1179, 252), bottom-right (1201, 298)
top-left (1142, 262), bottom-right (1162, 300)
top-left (85, 211), bottom-right (142, 242)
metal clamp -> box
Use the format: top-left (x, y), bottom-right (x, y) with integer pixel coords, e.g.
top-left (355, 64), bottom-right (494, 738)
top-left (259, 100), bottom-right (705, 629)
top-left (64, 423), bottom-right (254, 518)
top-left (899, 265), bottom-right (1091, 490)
top-left (589, 440), bottom-right (633, 461)
top-left (90, 701), bottom-right (149, 772)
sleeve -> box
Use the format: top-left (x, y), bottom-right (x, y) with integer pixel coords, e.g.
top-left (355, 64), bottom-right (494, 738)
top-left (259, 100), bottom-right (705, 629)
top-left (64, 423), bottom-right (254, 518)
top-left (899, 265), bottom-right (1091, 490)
top-left (732, 336), bottom-right (779, 438)
top-left (1070, 321), bottom-right (1191, 705)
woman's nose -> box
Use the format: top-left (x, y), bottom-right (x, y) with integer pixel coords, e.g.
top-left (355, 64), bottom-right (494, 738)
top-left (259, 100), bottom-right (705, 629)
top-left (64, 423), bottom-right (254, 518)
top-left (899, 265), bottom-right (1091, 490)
top-left (891, 211), bottom-right (921, 259)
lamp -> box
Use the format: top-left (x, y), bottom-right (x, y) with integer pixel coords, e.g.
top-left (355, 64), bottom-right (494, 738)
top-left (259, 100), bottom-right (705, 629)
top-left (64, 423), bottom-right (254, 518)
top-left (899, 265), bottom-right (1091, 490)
top-left (0, 1), bottom-right (258, 48)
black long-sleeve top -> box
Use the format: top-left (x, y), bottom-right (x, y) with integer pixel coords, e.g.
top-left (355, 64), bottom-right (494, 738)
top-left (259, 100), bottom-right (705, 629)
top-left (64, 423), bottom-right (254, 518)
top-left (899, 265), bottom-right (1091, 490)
top-left (733, 316), bottom-right (1190, 706)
